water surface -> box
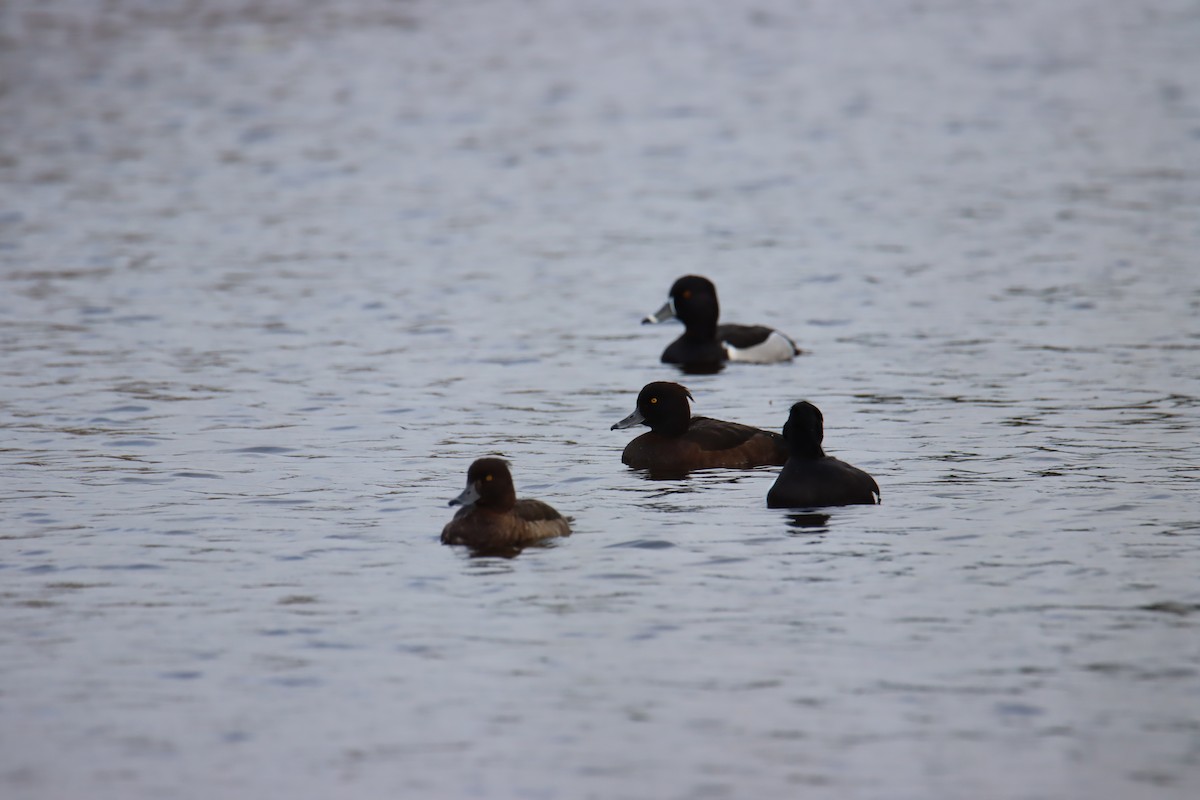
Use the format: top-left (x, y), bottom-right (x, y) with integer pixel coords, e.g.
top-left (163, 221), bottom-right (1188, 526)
top-left (2, 1), bottom-right (1199, 798)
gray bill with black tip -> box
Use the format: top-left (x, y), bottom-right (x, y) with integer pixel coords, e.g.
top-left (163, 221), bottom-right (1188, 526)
top-left (641, 299), bottom-right (676, 325)
top-left (611, 408), bottom-right (646, 430)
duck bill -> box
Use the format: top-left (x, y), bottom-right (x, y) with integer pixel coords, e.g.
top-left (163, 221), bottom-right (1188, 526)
top-left (611, 408), bottom-right (646, 430)
top-left (449, 482), bottom-right (480, 507)
top-left (641, 299), bottom-right (676, 325)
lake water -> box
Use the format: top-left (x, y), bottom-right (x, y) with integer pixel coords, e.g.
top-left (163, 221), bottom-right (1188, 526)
top-left (2, 1), bottom-right (1199, 798)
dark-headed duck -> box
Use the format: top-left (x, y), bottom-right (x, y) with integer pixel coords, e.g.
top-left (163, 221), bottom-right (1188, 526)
top-left (442, 458), bottom-right (571, 553)
top-left (767, 402), bottom-right (880, 508)
top-left (642, 275), bottom-right (799, 371)
top-left (611, 381), bottom-right (788, 475)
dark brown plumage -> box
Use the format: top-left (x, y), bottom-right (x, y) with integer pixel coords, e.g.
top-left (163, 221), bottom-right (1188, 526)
top-left (442, 458), bottom-right (571, 553)
top-left (767, 402), bottom-right (881, 508)
top-left (611, 382), bottom-right (788, 476)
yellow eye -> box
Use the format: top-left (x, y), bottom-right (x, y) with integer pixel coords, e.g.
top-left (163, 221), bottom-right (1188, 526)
top-left (682, 290), bottom-right (692, 299)
top-left (650, 397), bottom-right (658, 404)
top-left (485, 474), bottom-right (493, 481)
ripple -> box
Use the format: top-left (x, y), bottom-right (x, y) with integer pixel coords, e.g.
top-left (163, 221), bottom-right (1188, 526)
top-left (1140, 601), bottom-right (1200, 616)
top-left (607, 539), bottom-right (676, 549)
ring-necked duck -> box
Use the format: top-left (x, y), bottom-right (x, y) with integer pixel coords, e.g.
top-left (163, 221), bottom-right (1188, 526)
top-left (642, 275), bottom-right (800, 370)
top-left (767, 402), bottom-right (880, 508)
top-left (442, 458), bottom-right (571, 552)
top-left (611, 381), bottom-right (789, 474)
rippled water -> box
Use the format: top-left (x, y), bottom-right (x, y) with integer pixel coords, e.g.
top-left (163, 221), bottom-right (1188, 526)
top-left (2, 1), bottom-right (1199, 797)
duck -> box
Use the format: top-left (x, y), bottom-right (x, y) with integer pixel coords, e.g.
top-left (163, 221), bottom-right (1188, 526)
top-left (642, 275), bottom-right (800, 371)
top-left (767, 401), bottom-right (880, 508)
top-left (611, 381), bottom-right (789, 475)
top-left (441, 458), bottom-right (571, 553)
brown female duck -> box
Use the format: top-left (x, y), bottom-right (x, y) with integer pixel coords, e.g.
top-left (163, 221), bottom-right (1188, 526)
top-left (442, 458), bottom-right (571, 552)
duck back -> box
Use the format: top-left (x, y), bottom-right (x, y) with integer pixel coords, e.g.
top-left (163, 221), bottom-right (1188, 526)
top-left (767, 457), bottom-right (880, 508)
top-left (622, 416), bottom-right (788, 472)
top-left (442, 502), bottom-right (570, 549)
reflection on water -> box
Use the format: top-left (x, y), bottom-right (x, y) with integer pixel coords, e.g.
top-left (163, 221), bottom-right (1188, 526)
top-left (2, 0), bottom-right (1199, 798)
top-left (784, 512), bottom-right (832, 532)
top-left (675, 362), bottom-right (727, 376)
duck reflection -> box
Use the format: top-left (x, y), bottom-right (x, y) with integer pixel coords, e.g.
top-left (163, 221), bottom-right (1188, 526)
top-left (461, 539), bottom-right (565, 562)
top-left (677, 361), bottom-right (725, 376)
top-left (785, 512), bottom-right (831, 532)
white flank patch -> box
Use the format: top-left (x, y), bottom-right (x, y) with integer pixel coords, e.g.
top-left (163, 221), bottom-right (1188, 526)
top-left (725, 330), bottom-right (796, 363)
